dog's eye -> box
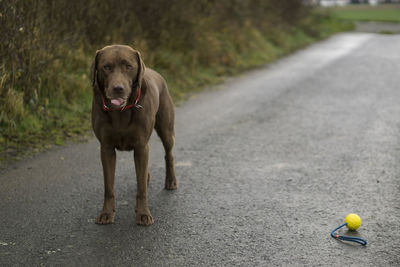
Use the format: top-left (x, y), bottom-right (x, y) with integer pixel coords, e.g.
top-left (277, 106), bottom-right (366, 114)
top-left (125, 64), bottom-right (132, 69)
top-left (103, 65), bottom-right (112, 71)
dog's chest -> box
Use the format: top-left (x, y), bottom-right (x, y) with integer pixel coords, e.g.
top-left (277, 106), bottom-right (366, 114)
top-left (94, 109), bottom-right (153, 151)
top-left (110, 130), bottom-right (134, 151)
top-left (102, 113), bottom-right (142, 151)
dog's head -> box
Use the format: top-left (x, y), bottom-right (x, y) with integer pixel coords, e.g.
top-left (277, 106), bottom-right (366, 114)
top-left (91, 45), bottom-right (145, 108)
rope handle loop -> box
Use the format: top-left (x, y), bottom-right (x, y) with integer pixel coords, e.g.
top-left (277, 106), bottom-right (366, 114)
top-left (331, 223), bottom-right (367, 246)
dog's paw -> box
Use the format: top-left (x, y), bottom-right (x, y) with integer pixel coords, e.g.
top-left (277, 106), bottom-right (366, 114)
top-left (136, 213), bottom-right (154, 226)
top-left (95, 210), bottom-right (115, 225)
top-left (165, 178), bottom-right (178, 190)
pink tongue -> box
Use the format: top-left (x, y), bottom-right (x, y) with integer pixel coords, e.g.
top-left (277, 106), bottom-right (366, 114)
top-left (111, 98), bottom-right (124, 106)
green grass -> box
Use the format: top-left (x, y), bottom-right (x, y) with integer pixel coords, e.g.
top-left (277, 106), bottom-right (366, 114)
top-left (330, 4), bottom-right (400, 22)
top-left (1, 92), bottom-right (93, 160)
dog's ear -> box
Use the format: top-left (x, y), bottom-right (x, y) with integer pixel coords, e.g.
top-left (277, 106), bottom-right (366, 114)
top-left (90, 50), bottom-right (101, 87)
top-left (133, 50), bottom-right (146, 90)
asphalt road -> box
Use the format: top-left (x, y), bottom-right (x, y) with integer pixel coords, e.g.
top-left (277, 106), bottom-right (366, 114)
top-left (1, 33), bottom-right (400, 266)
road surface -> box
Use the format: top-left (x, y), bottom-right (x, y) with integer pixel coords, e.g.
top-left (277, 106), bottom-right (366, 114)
top-left (1, 33), bottom-right (400, 266)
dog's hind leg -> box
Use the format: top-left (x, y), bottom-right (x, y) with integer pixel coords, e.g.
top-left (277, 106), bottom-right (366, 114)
top-left (155, 96), bottom-right (178, 190)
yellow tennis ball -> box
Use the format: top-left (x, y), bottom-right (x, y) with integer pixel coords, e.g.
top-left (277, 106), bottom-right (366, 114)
top-left (345, 213), bottom-right (362, 230)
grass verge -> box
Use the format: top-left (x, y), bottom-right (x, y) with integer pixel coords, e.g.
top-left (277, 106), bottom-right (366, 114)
top-left (0, 13), bottom-right (352, 163)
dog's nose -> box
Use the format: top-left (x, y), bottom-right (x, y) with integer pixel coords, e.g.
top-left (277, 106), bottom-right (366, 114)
top-left (113, 86), bottom-right (124, 94)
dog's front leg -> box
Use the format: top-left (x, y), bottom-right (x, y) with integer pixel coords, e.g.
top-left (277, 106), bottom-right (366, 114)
top-left (134, 144), bottom-right (154, 225)
top-left (96, 145), bottom-right (116, 224)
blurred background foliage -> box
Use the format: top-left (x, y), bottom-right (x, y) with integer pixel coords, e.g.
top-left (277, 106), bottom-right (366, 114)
top-left (0, 0), bottom-right (350, 159)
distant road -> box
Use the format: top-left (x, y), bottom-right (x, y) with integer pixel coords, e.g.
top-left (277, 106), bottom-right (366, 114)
top-left (1, 33), bottom-right (400, 266)
top-left (355, 21), bottom-right (400, 33)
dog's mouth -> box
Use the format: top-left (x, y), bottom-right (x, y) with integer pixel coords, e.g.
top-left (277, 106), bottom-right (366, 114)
top-left (110, 97), bottom-right (126, 108)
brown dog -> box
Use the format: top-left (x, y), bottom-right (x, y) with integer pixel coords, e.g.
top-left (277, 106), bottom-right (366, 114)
top-left (90, 45), bottom-right (178, 225)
